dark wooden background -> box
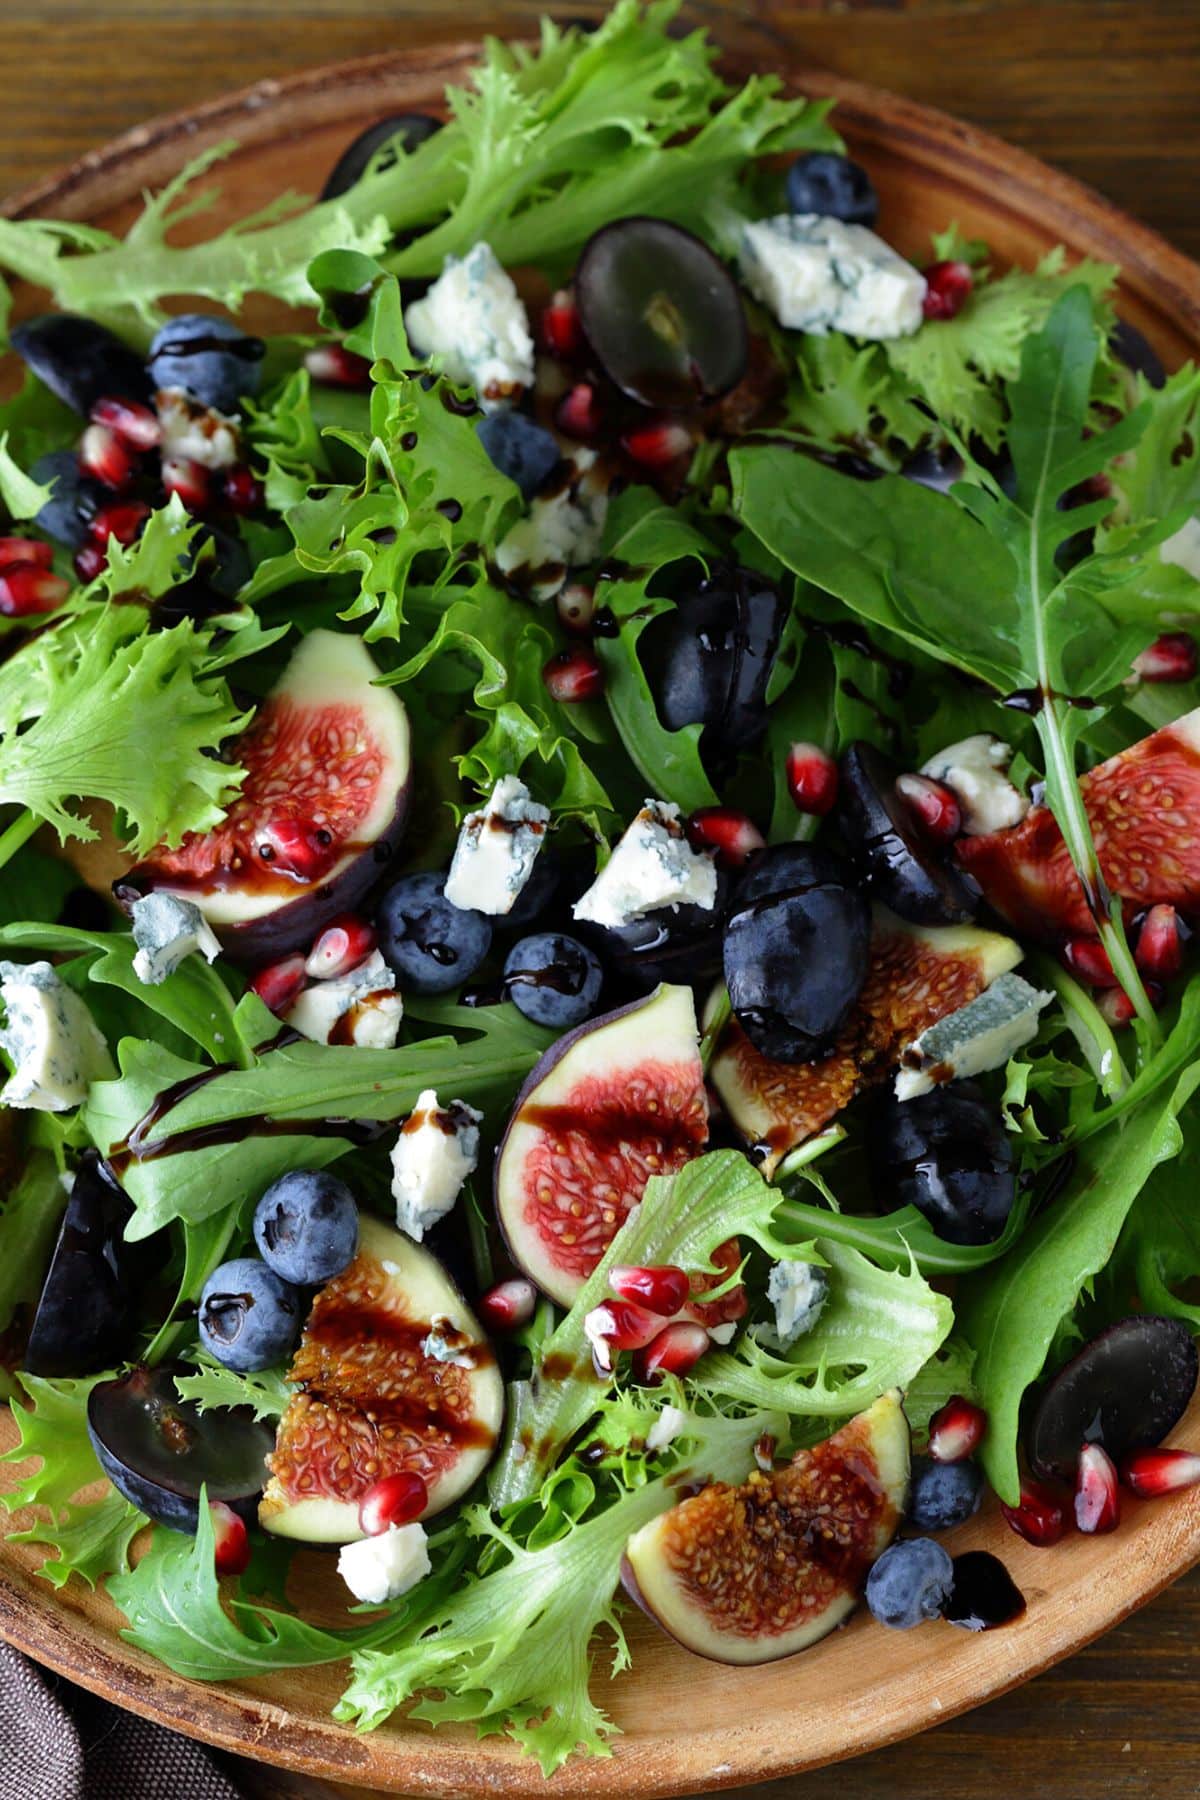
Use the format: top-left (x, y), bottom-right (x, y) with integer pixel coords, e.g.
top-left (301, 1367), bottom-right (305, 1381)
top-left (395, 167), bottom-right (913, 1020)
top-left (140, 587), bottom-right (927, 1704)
top-left (1, 1), bottom-right (1199, 1795)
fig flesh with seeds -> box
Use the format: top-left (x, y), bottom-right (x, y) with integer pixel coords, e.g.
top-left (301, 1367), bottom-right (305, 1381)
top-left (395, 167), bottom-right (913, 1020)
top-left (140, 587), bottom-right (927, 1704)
top-left (259, 1215), bottom-right (502, 1545)
top-left (495, 983), bottom-right (708, 1306)
top-left (125, 629), bottom-right (411, 963)
top-left (622, 1390), bottom-right (910, 1664)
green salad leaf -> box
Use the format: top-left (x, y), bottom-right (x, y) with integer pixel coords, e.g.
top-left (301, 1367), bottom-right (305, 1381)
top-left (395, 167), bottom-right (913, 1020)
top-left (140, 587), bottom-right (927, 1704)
top-left (0, 1149), bottom-right (66, 1402)
top-left (173, 1355), bottom-right (292, 1422)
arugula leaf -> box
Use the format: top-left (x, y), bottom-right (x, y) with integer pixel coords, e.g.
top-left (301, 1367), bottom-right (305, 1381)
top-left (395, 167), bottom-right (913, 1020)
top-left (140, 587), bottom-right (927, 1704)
top-left (1102, 1092), bottom-right (1200, 1329)
top-left (957, 1062), bottom-right (1200, 1502)
top-left (335, 1406), bottom-right (772, 1774)
top-left (695, 1239), bottom-right (952, 1416)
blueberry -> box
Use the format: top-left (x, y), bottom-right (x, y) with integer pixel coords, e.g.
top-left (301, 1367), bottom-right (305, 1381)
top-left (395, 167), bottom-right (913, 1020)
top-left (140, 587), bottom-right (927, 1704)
top-left (148, 314), bottom-right (265, 412)
top-left (865, 1537), bottom-right (954, 1630)
top-left (377, 870), bottom-right (492, 994)
top-left (475, 412), bottom-right (562, 500)
top-left (907, 1454), bottom-right (984, 1532)
top-left (11, 313), bottom-right (151, 415)
top-left (320, 113), bottom-right (443, 201)
top-left (785, 152), bottom-right (878, 228)
top-left (253, 1170), bottom-right (359, 1286)
top-left (31, 450), bottom-right (105, 549)
top-left (198, 1258), bottom-right (302, 1372)
top-left (504, 933), bottom-right (603, 1028)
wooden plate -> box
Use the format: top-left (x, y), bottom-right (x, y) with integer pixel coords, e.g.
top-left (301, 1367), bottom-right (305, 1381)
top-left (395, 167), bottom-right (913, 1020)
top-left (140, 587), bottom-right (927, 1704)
top-left (3, 40), bottom-right (1200, 1799)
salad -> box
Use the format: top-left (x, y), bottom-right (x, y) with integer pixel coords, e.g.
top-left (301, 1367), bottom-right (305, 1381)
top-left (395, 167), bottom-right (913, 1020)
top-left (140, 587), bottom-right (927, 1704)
top-left (1, 0), bottom-right (1200, 1773)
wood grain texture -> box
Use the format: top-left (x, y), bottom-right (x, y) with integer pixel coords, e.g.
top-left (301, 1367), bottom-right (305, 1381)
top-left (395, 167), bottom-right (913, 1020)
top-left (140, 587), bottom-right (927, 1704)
top-left (2, 7), bottom-right (1200, 1797)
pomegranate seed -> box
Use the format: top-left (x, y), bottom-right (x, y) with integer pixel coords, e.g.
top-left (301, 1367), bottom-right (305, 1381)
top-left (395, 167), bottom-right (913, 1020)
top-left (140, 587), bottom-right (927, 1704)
top-left (0, 568), bottom-right (70, 617)
top-left (1136, 904), bottom-right (1184, 981)
top-left (90, 395), bottom-right (162, 451)
top-left (620, 417), bottom-right (693, 470)
top-left (0, 537), bottom-right (52, 572)
top-left (305, 914), bottom-right (377, 981)
top-left (1062, 936), bottom-right (1117, 987)
top-left (73, 543), bottom-right (108, 583)
top-left (1132, 631), bottom-right (1197, 684)
top-left (223, 465), bottom-right (264, 514)
top-left (685, 806), bottom-right (765, 868)
top-left (896, 772), bottom-right (962, 843)
top-left (358, 1470), bottom-right (429, 1536)
top-left (555, 581), bottom-right (595, 636)
top-left (1120, 1446), bottom-right (1200, 1497)
top-left (162, 456), bottom-right (211, 511)
top-left (543, 647), bottom-right (604, 703)
top-left (928, 1395), bottom-right (987, 1463)
top-left (540, 290), bottom-right (583, 360)
top-left (90, 500), bottom-right (150, 547)
top-left (786, 741), bottom-right (839, 816)
top-left (584, 1299), bottom-right (664, 1374)
top-left (1097, 981), bottom-right (1163, 1028)
top-left (249, 954), bottom-right (308, 1015)
top-left (922, 259), bottom-right (974, 322)
top-left (634, 1321), bottom-right (711, 1386)
top-left (79, 423), bottom-right (137, 490)
top-left (304, 343), bottom-right (372, 388)
top-left (1074, 1441), bottom-right (1120, 1534)
top-left (477, 1277), bottom-right (537, 1332)
top-left (255, 818), bottom-right (338, 881)
top-left (210, 1501), bottom-right (250, 1577)
top-left (609, 1264), bottom-right (692, 1317)
top-left (555, 382), bottom-right (605, 443)
top-left (1000, 1478), bottom-right (1069, 1547)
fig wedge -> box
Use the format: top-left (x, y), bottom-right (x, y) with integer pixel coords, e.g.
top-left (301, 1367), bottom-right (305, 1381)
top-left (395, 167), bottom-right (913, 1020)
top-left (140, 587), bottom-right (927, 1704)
top-left (259, 1215), bottom-right (502, 1544)
top-left (495, 984), bottom-right (708, 1306)
top-left (623, 1391), bottom-right (909, 1664)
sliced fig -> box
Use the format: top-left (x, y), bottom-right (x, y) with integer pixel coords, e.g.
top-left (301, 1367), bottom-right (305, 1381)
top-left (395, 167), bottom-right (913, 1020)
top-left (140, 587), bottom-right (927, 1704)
top-left (495, 983), bottom-right (708, 1305)
top-left (259, 1214), bottom-right (502, 1544)
top-left (957, 707), bottom-right (1200, 939)
top-left (10, 313), bottom-right (151, 415)
top-left (24, 1154), bottom-right (160, 1378)
top-left (125, 629), bottom-right (411, 962)
top-left (575, 218), bottom-right (749, 409)
top-left (838, 742), bottom-right (981, 925)
top-left (622, 1390), bottom-right (909, 1664)
top-left (88, 1363), bottom-right (275, 1532)
top-left (709, 909), bottom-right (1021, 1174)
top-left (320, 113), bottom-right (442, 201)
top-left (723, 844), bottom-right (871, 1062)
top-left (1027, 1315), bottom-right (1198, 1483)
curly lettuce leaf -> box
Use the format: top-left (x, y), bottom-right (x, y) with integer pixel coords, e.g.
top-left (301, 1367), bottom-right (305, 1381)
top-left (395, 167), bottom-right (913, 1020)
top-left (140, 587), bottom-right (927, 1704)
top-left (173, 1354), bottom-right (291, 1422)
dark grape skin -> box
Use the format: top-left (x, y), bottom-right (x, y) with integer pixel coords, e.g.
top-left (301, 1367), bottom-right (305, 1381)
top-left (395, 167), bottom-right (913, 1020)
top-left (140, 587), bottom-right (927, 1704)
top-left (723, 844), bottom-right (870, 1063)
top-left (1027, 1315), bottom-right (1199, 1482)
top-left (872, 1081), bottom-right (1016, 1246)
top-left (31, 450), bottom-right (106, 549)
top-left (10, 313), bottom-right (151, 415)
top-left (320, 113), bottom-right (443, 201)
top-left (837, 740), bottom-right (981, 926)
top-left (638, 565), bottom-right (786, 766)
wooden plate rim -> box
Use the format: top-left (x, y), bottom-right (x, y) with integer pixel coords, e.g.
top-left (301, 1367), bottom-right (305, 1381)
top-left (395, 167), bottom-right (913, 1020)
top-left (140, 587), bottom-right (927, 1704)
top-left (2, 35), bottom-right (1200, 1798)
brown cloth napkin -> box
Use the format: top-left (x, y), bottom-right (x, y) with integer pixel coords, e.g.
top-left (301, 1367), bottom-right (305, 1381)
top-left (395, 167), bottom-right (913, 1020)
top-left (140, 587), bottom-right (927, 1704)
top-left (0, 1643), bottom-right (250, 1800)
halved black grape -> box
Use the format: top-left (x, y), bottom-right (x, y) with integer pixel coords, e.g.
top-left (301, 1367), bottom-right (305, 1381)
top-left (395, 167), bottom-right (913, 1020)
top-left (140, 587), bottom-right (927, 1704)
top-left (1027, 1315), bottom-right (1198, 1482)
top-left (11, 314), bottom-right (150, 415)
top-left (575, 217), bottom-right (748, 408)
top-left (320, 113), bottom-right (443, 201)
top-left (837, 741), bottom-right (980, 925)
top-left (872, 1081), bottom-right (1015, 1246)
top-left (24, 1155), bottom-right (156, 1379)
top-left (638, 565), bottom-right (785, 763)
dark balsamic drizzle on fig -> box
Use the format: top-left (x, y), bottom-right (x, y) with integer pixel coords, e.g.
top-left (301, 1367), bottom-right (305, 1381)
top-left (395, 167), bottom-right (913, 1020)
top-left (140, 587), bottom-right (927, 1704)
top-left (941, 1551), bottom-right (1025, 1630)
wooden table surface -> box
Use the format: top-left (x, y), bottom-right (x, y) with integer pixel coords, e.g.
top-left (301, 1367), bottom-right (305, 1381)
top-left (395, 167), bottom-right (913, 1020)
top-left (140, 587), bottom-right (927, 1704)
top-left (2, 2), bottom-right (1199, 1796)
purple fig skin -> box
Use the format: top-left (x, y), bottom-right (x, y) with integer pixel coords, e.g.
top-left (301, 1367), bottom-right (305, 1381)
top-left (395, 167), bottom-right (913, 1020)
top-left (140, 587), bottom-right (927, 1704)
top-left (493, 985), bottom-right (698, 1291)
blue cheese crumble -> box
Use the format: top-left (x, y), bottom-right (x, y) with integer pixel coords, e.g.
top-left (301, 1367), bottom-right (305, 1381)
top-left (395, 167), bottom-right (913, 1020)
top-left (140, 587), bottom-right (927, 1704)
top-left (573, 799), bottom-right (718, 929)
top-left (921, 733), bottom-right (1030, 836)
top-left (130, 893), bottom-right (222, 986)
top-left (391, 1088), bottom-right (482, 1240)
top-left (0, 960), bottom-right (114, 1110)
top-left (284, 950), bottom-right (403, 1048)
top-left (739, 213), bottom-right (926, 340)
top-left (494, 449), bottom-right (609, 601)
top-left (444, 774), bottom-right (550, 917)
top-left (894, 971), bottom-right (1053, 1101)
top-left (404, 241), bottom-right (535, 409)
top-left (764, 1260), bottom-right (829, 1349)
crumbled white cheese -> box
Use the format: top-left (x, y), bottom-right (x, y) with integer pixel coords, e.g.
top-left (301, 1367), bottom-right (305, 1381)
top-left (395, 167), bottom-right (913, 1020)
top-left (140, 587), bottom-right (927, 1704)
top-left (573, 800), bottom-right (718, 929)
top-left (707, 1321), bottom-right (739, 1346)
top-left (894, 972), bottom-right (1053, 1101)
top-left (921, 733), bottom-right (1030, 836)
top-left (284, 950), bottom-right (401, 1046)
top-left (130, 892), bottom-right (221, 986)
top-left (444, 774), bottom-right (550, 917)
top-left (338, 1522), bottom-right (430, 1605)
top-left (391, 1088), bottom-right (482, 1240)
top-left (421, 1314), bottom-right (476, 1369)
top-left (0, 960), bottom-right (113, 1111)
top-left (765, 1261), bottom-right (829, 1349)
top-left (739, 214), bottom-right (926, 340)
top-left (404, 241), bottom-right (535, 409)
top-left (156, 388), bottom-right (241, 469)
top-left (1160, 516), bottom-right (1200, 582)
top-left (494, 449), bottom-right (608, 601)
top-left (646, 1404), bottom-right (688, 1453)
